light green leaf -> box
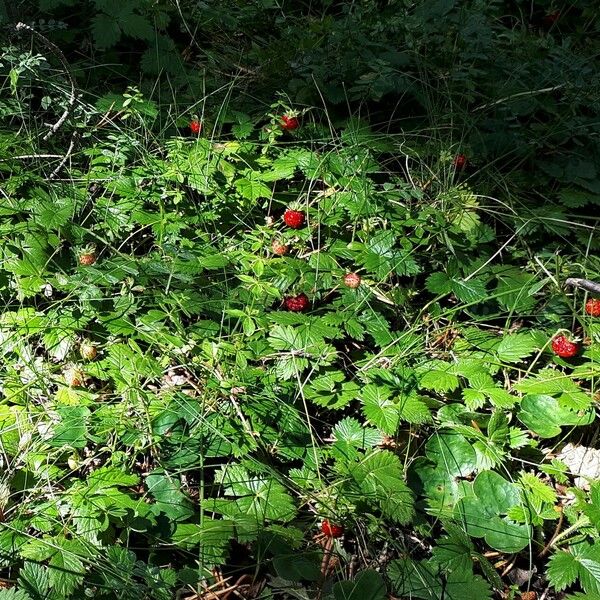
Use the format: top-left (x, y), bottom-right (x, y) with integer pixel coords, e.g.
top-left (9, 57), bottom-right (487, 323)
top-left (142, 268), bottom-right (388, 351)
top-left (519, 472), bottom-right (557, 505)
top-left (388, 558), bottom-right (492, 600)
top-left (18, 562), bottom-right (49, 599)
top-left (496, 333), bottom-right (538, 363)
top-left (419, 361), bottom-right (459, 393)
top-left (397, 394), bottom-right (431, 424)
top-left (333, 417), bottom-right (382, 449)
top-left (0, 590), bottom-right (32, 600)
top-left (451, 278), bottom-right (488, 303)
top-left (146, 471), bottom-right (193, 521)
top-left (48, 549), bottom-right (85, 597)
top-left (360, 384), bottom-right (399, 435)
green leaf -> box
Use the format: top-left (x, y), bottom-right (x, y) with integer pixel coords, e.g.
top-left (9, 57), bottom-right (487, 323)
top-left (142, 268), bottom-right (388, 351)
top-left (496, 333), bottom-right (538, 363)
top-left (172, 520), bottom-right (234, 564)
top-left (494, 267), bottom-right (537, 312)
top-left (425, 433), bottom-right (478, 477)
top-left (92, 13), bottom-right (121, 49)
top-left (419, 361), bottom-right (459, 393)
top-left (87, 466), bottom-right (139, 491)
top-left (388, 558), bottom-right (438, 599)
top-left (213, 464), bottom-right (297, 523)
top-left (352, 450), bottom-right (414, 524)
top-left (388, 558), bottom-right (492, 600)
top-left (333, 570), bottom-right (386, 600)
top-left (272, 552), bottom-right (321, 582)
top-left (515, 369), bottom-right (591, 411)
top-left (333, 417), bottom-right (382, 449)
top-left (431, 524), bottom-right (474, 574)
top-left (49, 407), bottom-right (89, 448)
top-left (146, 471), bottom-right (194, 521)
top-left (0, 590), bottom-right (32, 600)
top-left (463, 372), bottom-right (516, 409)
top-left (262, 154), bottom-right (299, 180)
top-left (547, 543), bottom-right (600, 594)
top-left (235, 173), bottom-right (272, 201)
top-left (454, 471), bottom-right (531, 553)
top-left (0, 406), bottom-right (24, 455)
top-left (518, 394), bottom-right (595, 438)
top-left (99, 547), bottom-right (136, 590)
top-left (18, 562), bottom-right (49, 600)
top-left (584, 482), bottom-right (600, 527)
top-left (232, 121), bottom-right (254, 140)
top-left (119, 12), bottom-right (154, 40)
top-left (397, 394), bottom-right (431, 424)
top-left (359, 384), bottom-right (398, 435)
top-left (574, 543), bottom-right (600, 594)
top-left (48, 545), bottom-right (85, 597)
top-left (425, 272), bottom-right (452, 295)
top-left (548, 550), bottom-right (580, 591)
top-left (519, 472), bottom-right (557, 505)
top-left (451, 278), bottom-right (488, 303)
top-left (559, 188), bottom-right (593, 208)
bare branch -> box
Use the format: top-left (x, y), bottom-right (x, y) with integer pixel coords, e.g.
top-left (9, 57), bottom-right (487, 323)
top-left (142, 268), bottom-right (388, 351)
top-left (565, 278), bottom-right (600, 294)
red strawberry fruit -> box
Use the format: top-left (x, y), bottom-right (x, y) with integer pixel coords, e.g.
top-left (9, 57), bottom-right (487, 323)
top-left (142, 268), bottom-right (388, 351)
top-left (321, 520), bottom-right (344, 538)
top-left (284, 293), bottom-right (310, 312)
top-left (453, 154), bottom-right (467, 169)
top-left (543, 11), bottom-right (560, 26)
top-left (189, 120), bottom-right (202, 134)
top-left (271, 240), bottom-right (289, 256)
top-left (281, 115), bottom-right (299, 131)
top-left (585, 298), bottom-right (600, 317)
top-left (343, 273), bottom-right (361, 289)
top-left (79, 252), bottom-right (96, 266)
top-left (283, 209), bottom-right (305, 229)
top-left (551, 334), bottom-right (579, 358)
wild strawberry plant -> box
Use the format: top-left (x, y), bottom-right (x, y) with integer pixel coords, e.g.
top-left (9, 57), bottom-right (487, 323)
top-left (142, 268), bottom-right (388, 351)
top-left (0, 23), bottom-right (600, 600)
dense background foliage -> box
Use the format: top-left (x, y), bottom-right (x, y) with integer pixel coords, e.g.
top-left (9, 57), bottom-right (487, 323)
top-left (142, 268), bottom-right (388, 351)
top-left (0, 1), bottom-right (599, 598)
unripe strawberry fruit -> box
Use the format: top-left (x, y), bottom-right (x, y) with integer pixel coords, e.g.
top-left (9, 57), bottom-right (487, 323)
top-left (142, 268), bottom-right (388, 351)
top-left (80, 341), bottom-right (97, 361)
top-left (281, 115), bottom-right (299, 131)
top-left (453, 154), bottom-right (467, 169)
top-left (64, 366), bottom-right (85, 388)
top-left (551, 334), bottom-right (579, 358)
top-left (283, 209), bottom-right (305, 229)
top-left (585, 298), bottom-right (600, 317)
top-left (343, 273), bottom-right (361, 289)
top-left (321, 520), bottom-right (344, 538)
top-left (189, 120), bottom-right (202, 134)
top-left (271, 240), bottom-right (289, 256)
top-left (79, 252), bottom-right (96, 266)
top-left (284, 293), bottom-right (310, 312)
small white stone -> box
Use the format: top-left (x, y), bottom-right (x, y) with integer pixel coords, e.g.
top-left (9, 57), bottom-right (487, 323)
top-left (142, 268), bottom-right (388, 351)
top-left (558, 443), bottom-right (600, 490)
